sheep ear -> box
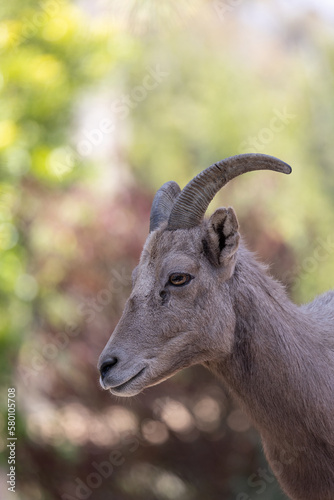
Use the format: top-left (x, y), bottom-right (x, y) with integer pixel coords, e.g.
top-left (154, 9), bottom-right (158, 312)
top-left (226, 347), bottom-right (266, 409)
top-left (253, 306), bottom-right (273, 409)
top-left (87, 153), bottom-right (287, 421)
top-left (206, 207), bottom-right (240, 272)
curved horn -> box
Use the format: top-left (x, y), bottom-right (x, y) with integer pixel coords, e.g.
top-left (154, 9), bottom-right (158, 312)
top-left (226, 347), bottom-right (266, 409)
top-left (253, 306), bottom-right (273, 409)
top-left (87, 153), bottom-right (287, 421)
top-left (167, 153), bottom-right (292, 230)
top-left (150, 181), bottom-right (181, 232)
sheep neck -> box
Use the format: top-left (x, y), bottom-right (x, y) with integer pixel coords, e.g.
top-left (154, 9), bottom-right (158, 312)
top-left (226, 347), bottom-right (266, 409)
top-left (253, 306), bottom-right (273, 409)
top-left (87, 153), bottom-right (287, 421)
top-left (206, 248), bottom-right (332, 447)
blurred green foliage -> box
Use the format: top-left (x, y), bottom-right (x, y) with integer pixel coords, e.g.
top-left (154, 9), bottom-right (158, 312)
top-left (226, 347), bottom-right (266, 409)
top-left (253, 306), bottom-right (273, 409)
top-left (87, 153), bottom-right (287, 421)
top-left (0, 1), bottom-right (334, 499)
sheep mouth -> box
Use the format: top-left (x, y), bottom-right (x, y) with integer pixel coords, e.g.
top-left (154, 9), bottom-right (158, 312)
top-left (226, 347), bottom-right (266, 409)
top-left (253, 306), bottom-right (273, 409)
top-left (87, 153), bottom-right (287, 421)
top-left (109, 367), bottom-right (146, 395)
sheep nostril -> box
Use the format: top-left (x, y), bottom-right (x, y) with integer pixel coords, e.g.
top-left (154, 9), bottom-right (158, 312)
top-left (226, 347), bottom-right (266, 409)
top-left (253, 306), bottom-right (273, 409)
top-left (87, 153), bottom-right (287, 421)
top-left (100, 357), bottom-right (118, 379)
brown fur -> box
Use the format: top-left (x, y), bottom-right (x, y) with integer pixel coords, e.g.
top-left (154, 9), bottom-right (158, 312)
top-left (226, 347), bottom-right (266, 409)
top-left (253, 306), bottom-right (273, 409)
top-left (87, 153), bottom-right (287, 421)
top-left (98, 207), bottom-right (334, 500)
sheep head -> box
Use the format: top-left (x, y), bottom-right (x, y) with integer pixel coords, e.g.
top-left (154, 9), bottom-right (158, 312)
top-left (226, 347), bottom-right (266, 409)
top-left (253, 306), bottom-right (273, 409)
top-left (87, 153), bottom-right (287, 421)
top-left (98, 153), bottom-right (291, 397)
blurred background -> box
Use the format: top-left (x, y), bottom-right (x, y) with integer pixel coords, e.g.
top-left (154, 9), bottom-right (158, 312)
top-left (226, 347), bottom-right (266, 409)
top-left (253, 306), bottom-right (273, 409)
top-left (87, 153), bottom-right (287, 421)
top-left (1, 0), bottom-right (334, 499)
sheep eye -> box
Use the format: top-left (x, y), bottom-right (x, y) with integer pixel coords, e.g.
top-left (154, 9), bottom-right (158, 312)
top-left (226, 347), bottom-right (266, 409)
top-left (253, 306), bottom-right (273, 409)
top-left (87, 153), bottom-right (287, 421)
top-left (169, 273), bottom-right (192, 286)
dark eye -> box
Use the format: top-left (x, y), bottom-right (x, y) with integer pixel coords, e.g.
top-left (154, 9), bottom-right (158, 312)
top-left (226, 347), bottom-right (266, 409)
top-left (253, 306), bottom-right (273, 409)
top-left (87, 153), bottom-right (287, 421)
top-left (169, 273), bottom-right (192, 287)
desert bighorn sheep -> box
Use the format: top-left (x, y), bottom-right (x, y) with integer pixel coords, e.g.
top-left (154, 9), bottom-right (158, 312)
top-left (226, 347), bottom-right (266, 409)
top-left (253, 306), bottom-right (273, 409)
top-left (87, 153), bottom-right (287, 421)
top-left (98, 153), bottom-right (334, 500)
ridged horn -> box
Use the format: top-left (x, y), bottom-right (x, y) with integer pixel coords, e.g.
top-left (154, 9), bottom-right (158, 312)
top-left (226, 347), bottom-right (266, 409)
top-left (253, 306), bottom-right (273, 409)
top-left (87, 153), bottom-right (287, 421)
top-left (150, 181), bottom-right (181, 232)
top-left (167, 153), bottom-right (292, 230)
